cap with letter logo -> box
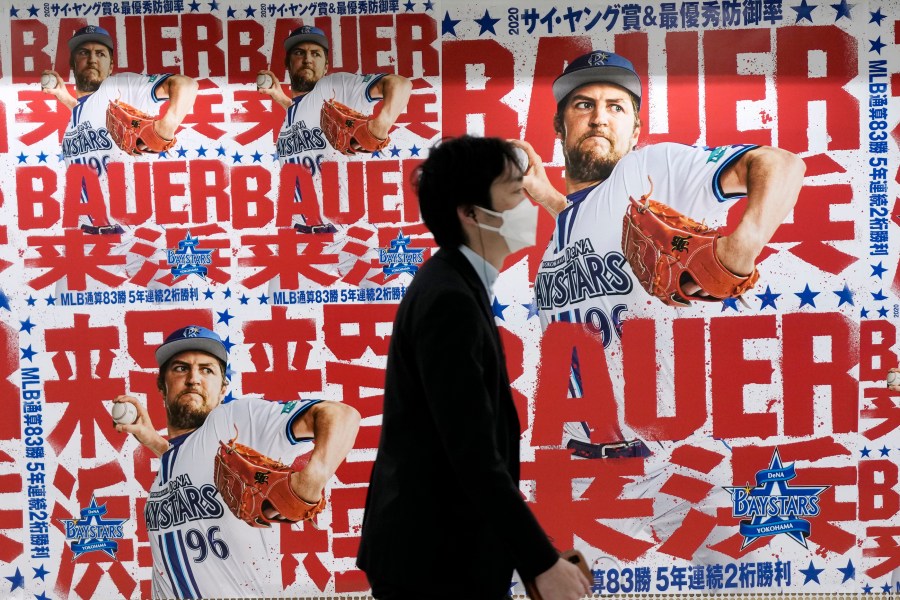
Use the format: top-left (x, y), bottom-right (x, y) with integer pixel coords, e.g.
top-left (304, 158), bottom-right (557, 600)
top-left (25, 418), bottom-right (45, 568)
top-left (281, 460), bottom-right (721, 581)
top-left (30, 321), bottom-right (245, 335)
top-left (69, 25), bottom-right (115, 53)
top-left (553, 50), bottom-right (642, 108)
top-left (284, 25), bottom-right (330, 53)
top-left (155, 325), bottom-right (228, 367)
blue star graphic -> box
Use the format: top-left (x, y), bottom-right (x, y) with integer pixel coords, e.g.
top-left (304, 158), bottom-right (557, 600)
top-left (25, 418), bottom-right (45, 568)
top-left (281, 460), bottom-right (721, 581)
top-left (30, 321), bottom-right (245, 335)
top-left (27, 4), bottom-right (38, 16)
top-left (792, 0), bottom-right (817, 22)
top-left (837, 559), bottom-right (855, 583)
top-left (423, 0), bottom-right (433, 9)
top-left (759, 286), bottom-right (785, 310)
top-left (5, 568), bottom-right (24, 591)
top-left (0, 289), bottom-right (9, 311)
top-left (221, 336), bottom-right (236, 352)
top-left (389, 146), bottom-right (402, 157)
top-left (403, 0), bottom-right (415, 10)
top-left (861, 307), bottom-right (869, 319)
top-left (21, 345), bottom-right (38, 362)
top-left (223, 288), bottom-right (232, 298)
top-left (20, 318), bottom-right (36, 334)
top-left (442, 11), bottom-right (461, 36)
top-left (208, 0), bottom-right (219, 8)
top-left (721, 297), bottom-right (740, 312)
top-left (26, 296), bottom-right (37, 307)
top-left (869, 8), bottom-right (885, 24)
top-left (862, 583), bottom-right (873, 594)
top-left (270, 152), bottom-right (279, 161)
top-left (239, 295), bottom-right (249, 305)
top-left (158, 151), bottom-right (169, 159)
top-left (796, 284), bottom-right (819, 308)
top-left (17, 152), bottom-right (27, 164)
top-left (244, 6), bottom-right (256, 17)
top-left (869, 37), bottom-right (886, 54)
top-left (257, 293), bottom-right (269, 304)
top-left (833, 283), bottom-right (854, 306)
top-left (879, 446), bottom-right (890, 457)
top-left (223, 391), bottom-right (236, 404)
top-left (882, 583), bottom-right (893, 593)
top-left (799, 561), bottom-right (824, 584)
top-left (196, 146), bottom-right (208, 157)
top-left (231, 152), bottom-right (243, 163)
top-left (10, 6), bottom-right (19, 17)
top-left (35, 593), bottom-right (51, 600)
top-left (250, 151), bottom-right (263, 162)
top-left (226, 6), bottom-right (236, 17)
top-left (861, 446), bottom-right (871, 457)
top-left (216, 145), bottom-right (227, 157)
top-left (203, 288), bottom-right (215, 300)
top-left (45, 294), bottom-right (56, 306)
top-left (175, 147), bottom-right (188, 158)
top-left (36, 151), bottom-right (48, 163)
top-left (522, 300), bottom-right (540, 319)
top-left (33, 564), bottom-right (50, 581)
top-left (872, 289), bottom-right (888, 301)
top-left (871, 262), bottom-right (887, 278)
top-left (492, 297), bottom-right (509, 320)
top-left (475, 9), bottom-right (500, 35)
top-left (878, 307), bottom-right (889, 318)
top-left (216, 309), bottom-right (233, 325)
top-left (409, 145), bottom-right (421, 156)
top-left (831, 0), bottom-right (853, 19)
top-left (188, 0), bottom-right (200, 10)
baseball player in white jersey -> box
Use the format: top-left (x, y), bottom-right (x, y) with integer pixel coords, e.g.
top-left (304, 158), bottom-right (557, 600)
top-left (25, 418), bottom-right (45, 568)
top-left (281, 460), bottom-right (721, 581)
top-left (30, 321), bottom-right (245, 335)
top-left (257, 25), bottom-right (412, 234)
top-left (514, 50), bottom-right (805, 568)
top-left (41, 25), bottom-right (198, 291)
top-left (112, 325), bottom-right (360, 598)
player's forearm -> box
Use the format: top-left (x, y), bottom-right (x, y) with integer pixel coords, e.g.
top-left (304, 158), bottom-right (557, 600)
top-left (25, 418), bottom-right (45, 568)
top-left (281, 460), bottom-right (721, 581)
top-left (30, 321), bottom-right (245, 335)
top-left (370, 75), bottom-right (412, 138)
top-left (157, 75), bottom-right (199, 138)
top-left (290, 402), bottom-right (360, 500)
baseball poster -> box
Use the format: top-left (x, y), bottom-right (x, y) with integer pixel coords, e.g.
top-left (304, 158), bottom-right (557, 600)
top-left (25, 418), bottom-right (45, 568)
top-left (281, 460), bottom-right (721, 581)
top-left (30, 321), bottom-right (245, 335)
top-left (0, 0), bottom-right (897, 598)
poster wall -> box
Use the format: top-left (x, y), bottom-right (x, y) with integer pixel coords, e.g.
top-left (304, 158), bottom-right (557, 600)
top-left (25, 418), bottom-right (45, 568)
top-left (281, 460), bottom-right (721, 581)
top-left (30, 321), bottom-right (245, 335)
top-left (0, 0), bottom-right (898, 597)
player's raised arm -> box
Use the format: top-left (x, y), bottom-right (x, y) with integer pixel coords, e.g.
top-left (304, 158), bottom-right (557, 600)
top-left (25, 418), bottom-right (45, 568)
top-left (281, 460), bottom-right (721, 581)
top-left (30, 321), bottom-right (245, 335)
top-left (715, 146), bottom-right (805, 276)
top-left (508, 138), bottom-right (568, 216)
top-left (289, 401), bottom-right (361, 502)
top-left (40, 70), bottom-right (77, 109)
top-left (366, 74), bottom-right (413, 142)
top-left (255, 69), bottom-right (293, 109)
top-left (153, 74), bottom-right (200, 140)
top-left (112, 394), bottom-right (170, 457)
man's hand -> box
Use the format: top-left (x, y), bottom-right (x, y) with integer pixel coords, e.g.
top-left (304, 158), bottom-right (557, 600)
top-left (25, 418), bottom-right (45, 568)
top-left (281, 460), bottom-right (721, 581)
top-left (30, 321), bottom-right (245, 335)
top-left (508, 139), bottom-right (568, 216)
top-left (534, 557), bottom-right (592, 600)
top-left (112, 395), bottom-right (169, 457)
top-left (255, 70), bottom-right (293, 109)
top-left (40, 70), bottom-right (77, 109)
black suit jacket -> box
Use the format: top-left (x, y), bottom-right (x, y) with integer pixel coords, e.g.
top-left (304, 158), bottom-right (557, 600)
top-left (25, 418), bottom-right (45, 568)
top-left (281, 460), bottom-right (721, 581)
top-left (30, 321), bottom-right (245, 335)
top-left (358, 247), bottom-right (558, 599)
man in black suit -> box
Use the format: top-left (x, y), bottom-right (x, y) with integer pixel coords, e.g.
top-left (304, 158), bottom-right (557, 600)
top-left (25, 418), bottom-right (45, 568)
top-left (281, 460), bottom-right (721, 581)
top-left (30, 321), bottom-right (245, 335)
top-left (358, 136), bottom-right (590, 600)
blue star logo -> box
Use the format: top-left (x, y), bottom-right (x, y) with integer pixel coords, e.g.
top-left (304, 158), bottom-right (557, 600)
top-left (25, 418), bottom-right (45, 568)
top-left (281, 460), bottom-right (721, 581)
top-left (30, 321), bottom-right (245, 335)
top-left (26, 296), bottom-right (37, 306)
top-left (176, 147), bottom-right (189, 158)
top-left (203, 288), bottom-right (215, 300)
top-left (796, 284), bottom-right (819, 308)
top-left (799, 560), bottom-right (824, 584)
top-left (869, 37), bottom-right (886, 54)
top-left (231, 152), bottom-right (243, 163)
top-left (831, 0), bottom-right (853, 19)
top-left (257, 293), bottom-right (269, 304)
top-left (196, 145), bottom-right (208, 157)
top-left (492, 297), bottom-right (509, 320)
top-left (870, 262), bottom-right (887, 278)
top-left (475, 9), bottom-right (500, 35)
top-left (878, 446), bottom-right (890, 457)
top-left (724, 448), bottom-right (828, 549)
top-left (833, 283), bottom-right (854, 306)
top-left (5, 568), bottom-right (24, 591)
top-left (60, 496), bottom-right (127, 559)
top-left (20, 318), bottom-right (36, 334)
top-left (27, 4), bottom-right (38, 16)
top-left (216, 309), bottom-right (234, 325)
top-left (167, 231), bottom-right (213, 280)
top-left (21, 345), bottom-right (38, 362)
top-left (869, 8), bottom-right (885, 24)
top-left (221, 336), bottom-right (236, 352)
top-left (878, 306), bottom-right (889, 318)
top-left (36, 151), bottom-right (48, 163)
top-left (404, 0), bottom-right (415, 10)
top-left (239, 295), bottom-right (249, 305)
top-left (10, 6), bottom-right (19, 17)
top-left (32, 564), bottom-right (50, 581)
top-left (442, 11), bottom-right (461, 36)
top-left (523, 300), bottom-right (540, 319)
top-left (216, 145), bottom-right (227, 157)
top-left (721, 297), bottom-right (740, 312)
top-left (45, 294), bottom-right (56, 306)
top-left (792, 0), bottom-right (817, 22)
top-left (837, 559), bottom-right (855, 582)
top-left (860, 446), bottom-right (871, 458)
top-left (226, 7), bottom-right (236, 18)
top-left (380, 230), bottom-right (424, 277)
top-left (423, 0), bottom-right (433, 9)
top-left (871, 289), bottom-right (888, 301)
top-left (756, 285), bottom-right (780, 309)
top-left (244, 5), bottom-right (256, 17)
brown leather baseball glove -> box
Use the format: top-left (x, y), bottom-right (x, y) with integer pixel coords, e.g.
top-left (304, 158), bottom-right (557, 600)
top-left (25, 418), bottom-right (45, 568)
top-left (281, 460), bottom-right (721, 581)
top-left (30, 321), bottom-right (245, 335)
top-left (319, 99), bottom-right (390, 155)
top-left (213, 436), bottom-right (325, 528)
top-left (621, 182), bottom-right (759, 307)
top-left (106, 100), bottom-right (176, 155)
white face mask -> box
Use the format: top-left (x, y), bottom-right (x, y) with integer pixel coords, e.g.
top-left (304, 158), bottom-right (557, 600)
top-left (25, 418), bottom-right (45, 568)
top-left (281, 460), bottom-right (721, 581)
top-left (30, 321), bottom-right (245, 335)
top-left (475, 199), bottom-right (539, 253)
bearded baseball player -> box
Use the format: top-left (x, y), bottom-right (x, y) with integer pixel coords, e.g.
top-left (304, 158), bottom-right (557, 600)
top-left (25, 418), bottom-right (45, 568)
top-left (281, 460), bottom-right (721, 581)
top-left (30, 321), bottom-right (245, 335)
top-left (112, 325), bottom-right (360, 598)
top-left (41, 25), bottom-right (198, 235)
top-left (514, 50), bottom-right (805, 570)
top-left (256, 25), bottom-right (412, 233)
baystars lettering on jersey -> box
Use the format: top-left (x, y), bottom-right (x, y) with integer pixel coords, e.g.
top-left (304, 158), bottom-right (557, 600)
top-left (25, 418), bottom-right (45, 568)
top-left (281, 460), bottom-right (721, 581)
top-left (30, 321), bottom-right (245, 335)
top-left (537, 142), bottom-right (756, 348)
top-left (147, 397), bottom-right (320, 599)
top-left (64, 72), bottom-right (172, 178)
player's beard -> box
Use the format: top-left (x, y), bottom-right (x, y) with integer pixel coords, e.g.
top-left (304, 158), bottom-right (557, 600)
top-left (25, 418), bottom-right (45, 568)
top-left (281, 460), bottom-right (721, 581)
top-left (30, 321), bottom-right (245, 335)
top-left (165, 388), bottom-right (213, 431)
top-left (75, 68), bottom-right (104, 93)
top-left (290, 69), bottom-right (319, 94)
top-left (564, 132), bottom-right (627, 185)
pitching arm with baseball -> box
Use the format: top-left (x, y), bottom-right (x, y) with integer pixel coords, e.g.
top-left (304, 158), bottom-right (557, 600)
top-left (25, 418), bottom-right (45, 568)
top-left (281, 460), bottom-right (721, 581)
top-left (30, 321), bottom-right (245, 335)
top-left (255, 70), bottom-right (293, 109)
top-left (715, 146), bottom-right (805, 276)
top-left (150, 74), bottom-right (199, 142)
top-left (365, 74), bottom-right (412, 142)
top-left (40, 70), bottom-right (77, 110)
top-left (508, 139), bottom-right (568, 216)
top-left (287, 401), bottom-right (361, 503)
top-left (112, 395), bottom-right (170, 457)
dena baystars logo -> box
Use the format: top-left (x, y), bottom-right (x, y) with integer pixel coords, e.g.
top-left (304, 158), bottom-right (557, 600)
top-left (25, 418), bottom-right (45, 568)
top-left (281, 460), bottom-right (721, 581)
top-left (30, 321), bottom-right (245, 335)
top-left (725, 449), bottom-right (828, 550)
top-left (379, 230), bottom-right (424, 277)
top-left (167, 230), bottom-right (213, 279)
top-left (60, 496), bottom-right (127, 559)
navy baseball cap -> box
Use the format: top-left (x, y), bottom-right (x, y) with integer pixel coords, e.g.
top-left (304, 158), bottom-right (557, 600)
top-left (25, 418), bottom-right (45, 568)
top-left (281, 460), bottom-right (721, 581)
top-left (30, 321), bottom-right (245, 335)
top-left (68, 25), bottom-right (115, 52)
top-left (553, 50), bottom-right (642, 108)
top-left (284, 25), bottom-right (329, 53)
top-left (156, 325), bottom-right (228, 367)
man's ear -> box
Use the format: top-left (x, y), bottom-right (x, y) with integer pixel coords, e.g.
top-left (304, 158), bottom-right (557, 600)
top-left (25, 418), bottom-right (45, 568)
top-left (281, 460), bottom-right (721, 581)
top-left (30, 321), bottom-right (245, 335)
top-left (457, 205), bottom-right (477, 225)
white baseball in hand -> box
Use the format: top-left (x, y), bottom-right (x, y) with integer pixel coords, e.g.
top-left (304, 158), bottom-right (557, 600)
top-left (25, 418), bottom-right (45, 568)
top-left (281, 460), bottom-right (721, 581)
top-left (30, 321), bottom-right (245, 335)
top-left (256, 73), bottom-right (274, 89)
top-left (40, 73), bottom-right (57, 89)
top-left (112, 402), bottom-right (139, 425)
top-left (888, 371), bottom-right (900, 387)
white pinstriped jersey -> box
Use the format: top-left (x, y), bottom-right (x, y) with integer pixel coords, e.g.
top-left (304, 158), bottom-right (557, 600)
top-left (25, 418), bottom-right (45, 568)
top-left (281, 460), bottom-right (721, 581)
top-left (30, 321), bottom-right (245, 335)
top-left (146, 397), bottom-right (320, 599)
top-left (536, 143), bottom-right (755, 444)
top-left (65, 72), bottom-right (171, 227)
